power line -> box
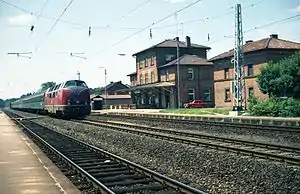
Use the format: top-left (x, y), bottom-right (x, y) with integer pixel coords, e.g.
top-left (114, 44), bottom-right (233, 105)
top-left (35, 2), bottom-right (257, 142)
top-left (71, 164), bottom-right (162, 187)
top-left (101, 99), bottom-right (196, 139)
top-left (34, 0), bottom-right (75, 53)
top-left (152, 0), bottom-right (265, 30)
top-left (31, 0), bottom-right (50, 32)
top-left (105, 0), bottom-right (153, 28)
top-left (0, 0), bottom-right (264, 32)
top-left (97, 0), bottom-right (205, 54)
top-left (205, 13), bottom-right (300, 45)
top-left (93, 0), bottom-right (266, 54)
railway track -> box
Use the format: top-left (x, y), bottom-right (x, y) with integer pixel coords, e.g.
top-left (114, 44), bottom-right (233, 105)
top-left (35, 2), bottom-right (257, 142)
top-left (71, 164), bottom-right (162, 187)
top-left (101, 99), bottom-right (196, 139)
top-left (91, 114), bottom-right (300, 134)
top-left (5, 110), bottom-right (206, 194)
top-left (77, 118), bottom-right (300, 166)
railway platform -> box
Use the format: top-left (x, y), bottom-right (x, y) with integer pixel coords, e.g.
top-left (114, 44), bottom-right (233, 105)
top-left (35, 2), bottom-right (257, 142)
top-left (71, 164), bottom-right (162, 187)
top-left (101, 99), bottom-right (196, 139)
top-left (0, 111), bottom-right (80, 194)
top-left (92, 109), bottom-right (300, 126)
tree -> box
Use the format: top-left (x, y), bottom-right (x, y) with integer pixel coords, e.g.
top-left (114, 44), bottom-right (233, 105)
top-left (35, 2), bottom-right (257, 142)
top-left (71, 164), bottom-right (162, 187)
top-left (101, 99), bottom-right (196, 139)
top-left (40, 81), bottom-right (56, 91)
top-left (257, 51), bottom-right (300, 98)
top-left (0, 99), bottom-right (4, 108)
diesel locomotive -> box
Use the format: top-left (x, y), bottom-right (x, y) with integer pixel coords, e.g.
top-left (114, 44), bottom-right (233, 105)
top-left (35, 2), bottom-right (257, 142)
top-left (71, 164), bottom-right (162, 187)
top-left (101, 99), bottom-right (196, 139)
top-left (10, 79), bottom-right (91, 118)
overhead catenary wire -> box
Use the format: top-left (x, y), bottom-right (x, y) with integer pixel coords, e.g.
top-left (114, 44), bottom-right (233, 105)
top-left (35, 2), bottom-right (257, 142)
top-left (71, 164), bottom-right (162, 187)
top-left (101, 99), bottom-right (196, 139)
top-left (105, 0), bottom-right (153, 28)
top-left (33, 0), bottom-right (75, 54)
top-left (205, 13), bottom-right (300, 45)
top-left (31, 0), bottom-right (50, 32)
top-left (92, 0), bottom-right (266, 55)
top-left (96, 0), bottom-right (205, 54)
top-left (0, 0), bottom-right (264, 32)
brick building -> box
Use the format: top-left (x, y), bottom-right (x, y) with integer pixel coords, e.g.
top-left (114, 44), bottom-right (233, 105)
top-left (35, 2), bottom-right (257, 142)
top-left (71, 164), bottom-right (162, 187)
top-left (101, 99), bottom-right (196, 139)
top-left (99, 81), bottom-right (129, 95)
top-left (209, 34), bottom-right (300, 108)
top-left (125, 36), bottom-right (214, 108)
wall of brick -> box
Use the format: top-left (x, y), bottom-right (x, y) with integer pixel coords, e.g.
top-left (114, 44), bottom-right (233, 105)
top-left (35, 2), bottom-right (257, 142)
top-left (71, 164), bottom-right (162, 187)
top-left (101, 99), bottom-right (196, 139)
top-left (158, 65), bottom-right (214, 106)
top-left (136, 51), bottom-right (158, 85)
top-left (213, 49), bottom-right (299, 107)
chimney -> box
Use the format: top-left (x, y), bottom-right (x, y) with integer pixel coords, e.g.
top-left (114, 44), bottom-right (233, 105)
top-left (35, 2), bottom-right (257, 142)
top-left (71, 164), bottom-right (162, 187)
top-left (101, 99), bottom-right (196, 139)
top-left (110, 81), bottom-right (113, 84)
top-left (245, 40), bottom-right (253, 44)
top-left (270, 34), bottom-right (278, 39)
top-left (186, 36), bottom-right (191, 47)
top-left (174, 37), bottom-right (179, 41)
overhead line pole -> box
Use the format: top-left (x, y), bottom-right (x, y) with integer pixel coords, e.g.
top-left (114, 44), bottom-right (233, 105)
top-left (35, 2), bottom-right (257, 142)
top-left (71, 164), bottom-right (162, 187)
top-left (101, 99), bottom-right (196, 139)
top-left (175, 13), bottom-right (181, 109)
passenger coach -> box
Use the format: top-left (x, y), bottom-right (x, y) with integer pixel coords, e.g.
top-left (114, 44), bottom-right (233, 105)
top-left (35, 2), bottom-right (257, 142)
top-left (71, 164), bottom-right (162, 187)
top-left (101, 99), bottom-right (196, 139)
top-left (10, 79), bottom-right (91, 118)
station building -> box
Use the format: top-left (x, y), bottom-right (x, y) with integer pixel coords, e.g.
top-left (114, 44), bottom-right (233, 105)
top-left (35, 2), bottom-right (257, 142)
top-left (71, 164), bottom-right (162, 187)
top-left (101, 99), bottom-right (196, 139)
top-left (209, 34), bottom-right (300, 108)
top-left (125, 36), bottom-right (214, 109)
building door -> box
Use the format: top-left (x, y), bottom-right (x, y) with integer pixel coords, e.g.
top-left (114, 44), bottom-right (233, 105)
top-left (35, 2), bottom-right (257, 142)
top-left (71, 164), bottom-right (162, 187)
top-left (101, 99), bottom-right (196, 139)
top-left (165, 93), bottom-right (170, 108)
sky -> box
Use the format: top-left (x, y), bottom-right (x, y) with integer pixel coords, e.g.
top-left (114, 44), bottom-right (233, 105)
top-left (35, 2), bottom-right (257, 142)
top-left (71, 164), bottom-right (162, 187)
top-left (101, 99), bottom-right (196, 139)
top-left (0, 0), bottom-right (299, 99)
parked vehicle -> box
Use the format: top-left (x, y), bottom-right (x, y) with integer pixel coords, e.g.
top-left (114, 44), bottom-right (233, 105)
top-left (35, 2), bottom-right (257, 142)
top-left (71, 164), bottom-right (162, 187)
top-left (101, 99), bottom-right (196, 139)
top-left (183, 100), bottom-right (208, 108)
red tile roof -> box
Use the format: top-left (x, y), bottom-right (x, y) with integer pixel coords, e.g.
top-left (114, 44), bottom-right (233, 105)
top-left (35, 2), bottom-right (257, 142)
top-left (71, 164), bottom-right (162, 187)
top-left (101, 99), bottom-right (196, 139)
top-left (159, 54), bottom-right (213, 68)
top-left (209, 35), bottom-right (300, 61)
top-left (132, 37), bottom-right (211, 56)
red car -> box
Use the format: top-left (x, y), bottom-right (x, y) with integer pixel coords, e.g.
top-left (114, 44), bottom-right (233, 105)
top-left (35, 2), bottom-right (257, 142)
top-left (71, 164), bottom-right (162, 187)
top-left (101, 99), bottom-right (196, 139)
top-left (184, 100), bottom-right (207, 108)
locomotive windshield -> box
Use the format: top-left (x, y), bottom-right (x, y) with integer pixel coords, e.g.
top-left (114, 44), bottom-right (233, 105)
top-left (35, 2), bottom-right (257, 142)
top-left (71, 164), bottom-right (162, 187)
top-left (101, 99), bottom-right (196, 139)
top-left (64, 80), bottom-right (88, 88)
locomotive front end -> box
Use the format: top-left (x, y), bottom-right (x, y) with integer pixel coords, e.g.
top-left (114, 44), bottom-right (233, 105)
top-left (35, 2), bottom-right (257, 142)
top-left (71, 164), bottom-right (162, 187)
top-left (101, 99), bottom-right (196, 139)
top-left (61, 80), bottom-right (91, 117)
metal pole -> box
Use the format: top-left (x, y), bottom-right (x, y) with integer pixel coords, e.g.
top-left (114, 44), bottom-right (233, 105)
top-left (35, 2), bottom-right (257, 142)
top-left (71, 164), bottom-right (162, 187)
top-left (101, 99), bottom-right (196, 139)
top-left (77, 71), bottom-right (80, 80)
top-left (175, 12), bottom-right (180, 109)
top-left (176, 39), bottom-right (180, 109)
top-left (104, 68), bottom-right (107, 109)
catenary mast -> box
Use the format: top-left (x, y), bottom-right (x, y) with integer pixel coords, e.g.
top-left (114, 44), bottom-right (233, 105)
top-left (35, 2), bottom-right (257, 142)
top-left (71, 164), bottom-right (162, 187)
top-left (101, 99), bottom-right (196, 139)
top-left (232, 4), bottom-right (245, 111)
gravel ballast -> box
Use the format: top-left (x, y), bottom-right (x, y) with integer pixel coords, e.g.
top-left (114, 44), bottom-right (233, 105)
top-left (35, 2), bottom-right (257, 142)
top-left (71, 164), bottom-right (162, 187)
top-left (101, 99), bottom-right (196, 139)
top-left (33, 117), bottom-right (300, 194)
top-left (88, 116), bottom-right (300, 147)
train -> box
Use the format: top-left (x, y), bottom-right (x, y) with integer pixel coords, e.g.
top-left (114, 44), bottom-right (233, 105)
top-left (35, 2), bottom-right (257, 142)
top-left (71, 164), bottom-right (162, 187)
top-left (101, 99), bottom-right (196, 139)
top-left (10, 79), bottom-right (91, 119)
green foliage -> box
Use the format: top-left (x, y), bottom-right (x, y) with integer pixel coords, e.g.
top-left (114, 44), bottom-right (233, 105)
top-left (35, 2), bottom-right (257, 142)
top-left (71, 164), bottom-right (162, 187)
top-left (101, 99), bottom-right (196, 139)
top-left (257, 51), bottom-right (300, 98)
top-left (249, 97), bottom-right (300, 117)
top-left (90, 87), bottom-right (104, 95)
top-left (0, 99), bottom-right (4, 108)
top-left (40, 81), bottom-right (56, 91)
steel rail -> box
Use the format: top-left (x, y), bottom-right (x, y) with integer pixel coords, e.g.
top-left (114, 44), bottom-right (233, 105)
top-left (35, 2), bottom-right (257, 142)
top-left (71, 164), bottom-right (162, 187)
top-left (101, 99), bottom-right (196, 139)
top-left (5, 111), bottom-right (114, 193)
top-left (91, 114), bottom-right (300, 133)
top-left (5, 110), bottom-right (206, 194)
top-left (78, 119), bottom-right (300, 166)
top-left (86, 118), bottom-right (300, 153)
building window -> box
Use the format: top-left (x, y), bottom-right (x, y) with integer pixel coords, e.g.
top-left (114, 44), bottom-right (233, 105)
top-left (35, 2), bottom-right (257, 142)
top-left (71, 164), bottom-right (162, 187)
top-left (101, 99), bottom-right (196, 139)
top-left (145, 58), bottom-right (148, 67)
top-left (247, 64), bottom-right (253, 76)
top-left (188, 88), bottom-right (195, 101)
top-left (166, 70), bottom-right (170, 81)
top-left (165, 54), bottom-right (174, 62)
top-left (150, 55), bottom-right (154, 65)
top-left (248, 87), bottom-right (254, 98)
top-left (138, 61), bottom-right (142, 69)
top-left (224, 68), bottom-right (229, 79)
top-left (225, 88), bottom-right (231, 101)
top-left (188, 68), bottom-right (194, 80)
top-left (145, 73), bottom-right (149, 84)
top-left (139, 74), bottom-right (143, 85)
top-left (204, 88), bottom-right (211, 101)
top-left (151, 71), bottom-right (155, 83)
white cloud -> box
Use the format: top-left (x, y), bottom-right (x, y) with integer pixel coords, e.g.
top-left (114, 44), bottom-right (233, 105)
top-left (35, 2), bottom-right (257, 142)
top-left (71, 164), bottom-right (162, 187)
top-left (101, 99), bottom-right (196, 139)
top-left (8, 14), bottom-right (35, 25)
top-left (164, 0), bottom-right (187, 3)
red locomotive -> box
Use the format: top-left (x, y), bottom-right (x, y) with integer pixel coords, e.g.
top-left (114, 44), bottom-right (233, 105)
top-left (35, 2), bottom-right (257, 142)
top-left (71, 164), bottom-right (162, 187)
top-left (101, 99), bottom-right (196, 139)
top-left (11, 79), bottom-right (91, 119)
top-left (44, 80), bottom-right (91, 118)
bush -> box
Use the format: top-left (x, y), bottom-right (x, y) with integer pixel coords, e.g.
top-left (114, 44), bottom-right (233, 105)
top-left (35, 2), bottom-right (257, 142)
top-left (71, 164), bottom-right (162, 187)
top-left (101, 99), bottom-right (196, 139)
top-left (248, 97), bottom-right (300, 117)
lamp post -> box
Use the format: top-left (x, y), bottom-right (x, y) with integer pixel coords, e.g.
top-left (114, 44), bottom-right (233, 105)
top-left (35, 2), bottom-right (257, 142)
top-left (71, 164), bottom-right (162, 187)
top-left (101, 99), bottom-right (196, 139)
top-left (98, 66), bottom-right (107, 109)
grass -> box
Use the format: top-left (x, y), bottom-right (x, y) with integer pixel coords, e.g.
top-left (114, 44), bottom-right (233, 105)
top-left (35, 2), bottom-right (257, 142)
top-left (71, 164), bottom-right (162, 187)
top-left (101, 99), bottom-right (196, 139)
top-left (159, 107), bottom-right (231, 115)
